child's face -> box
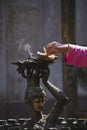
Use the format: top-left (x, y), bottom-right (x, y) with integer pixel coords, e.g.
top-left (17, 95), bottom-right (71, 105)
top-left (32, 97), bottom-right (45, 112)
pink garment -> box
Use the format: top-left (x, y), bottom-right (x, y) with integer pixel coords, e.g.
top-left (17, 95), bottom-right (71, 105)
top-left (64, 44), bottom-right (87, 67)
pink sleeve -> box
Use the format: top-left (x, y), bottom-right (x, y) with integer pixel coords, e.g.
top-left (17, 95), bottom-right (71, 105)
top-left (64, 44), bottom-right (87, 67)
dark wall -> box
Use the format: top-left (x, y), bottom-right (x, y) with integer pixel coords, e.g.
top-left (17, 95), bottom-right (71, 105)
top-left (0, 0), bottom-right (62, 103)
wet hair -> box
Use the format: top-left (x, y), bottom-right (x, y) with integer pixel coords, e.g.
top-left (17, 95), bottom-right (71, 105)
top-left (24, 87), bottom-right (46, 104)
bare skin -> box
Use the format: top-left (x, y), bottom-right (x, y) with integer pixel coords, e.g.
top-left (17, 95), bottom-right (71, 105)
top-left (46, 41), bottom-right (69, 55)
top-left (37, 41), bottom-right (69, 61)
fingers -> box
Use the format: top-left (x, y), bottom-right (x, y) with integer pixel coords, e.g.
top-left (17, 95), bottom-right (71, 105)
top-left (46, 46), bottom-right (56, 55)
top-left (43, 44), bottom-right (55, 55)
top-left (46, 43), bottom-right (57, 55)
top-left (45, 41), bottom-right (62, 55)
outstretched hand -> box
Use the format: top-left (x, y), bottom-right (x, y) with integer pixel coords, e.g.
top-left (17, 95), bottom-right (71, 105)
top-left (46, 41), bottom-right (62, 55)
top-left (46, 41), bottom-right (69, 55)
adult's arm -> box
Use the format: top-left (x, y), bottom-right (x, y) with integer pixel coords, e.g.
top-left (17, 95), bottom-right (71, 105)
top-left (64, 44), bottom-right (87, 67)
